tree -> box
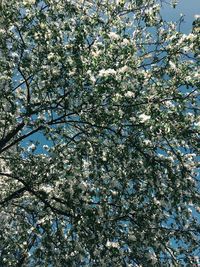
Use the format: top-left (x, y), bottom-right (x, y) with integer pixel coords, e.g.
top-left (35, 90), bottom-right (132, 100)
top-left (0, 0), bottom-right (199, 266)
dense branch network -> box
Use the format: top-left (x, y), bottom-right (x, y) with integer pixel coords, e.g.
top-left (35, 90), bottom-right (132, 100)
top-left (0, 0), bottom-right (199, 266)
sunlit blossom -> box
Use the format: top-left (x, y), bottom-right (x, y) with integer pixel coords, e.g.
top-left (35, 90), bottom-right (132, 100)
top-left (138, 114), bottom-right (151, 122)
top-left (98, 68), bottom-right (116, 77)
top-left (108, 32), bottom-right (120, 40)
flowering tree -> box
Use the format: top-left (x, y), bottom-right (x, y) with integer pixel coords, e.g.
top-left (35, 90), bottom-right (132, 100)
top-left (0, 0), bottom-right (199, 266)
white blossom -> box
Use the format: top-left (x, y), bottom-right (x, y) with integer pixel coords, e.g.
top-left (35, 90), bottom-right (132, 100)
top-left (194, 120), bottom-right (200, 127)
top-left (118, 65), bottom-right (130, 73)
top-left (194, 14), bottom-right (200, 19)
top-left (106, 240), bottom-right (120, 248)
top-left (108, 32), bottom-right (120, 40)
top-left (128, 234), bottom-right (137, 241)
top-left (138, 114), bottom-right (151, 122)
top-left (187, 33), bottom-right (195, 40)
top-left (148, 252), bottom-right (158, 264)
top-left (125, 91), bottom-right (135, 98)
top-left (169, 61), bottom-right (177, 70)
top-left (130, 116), bottom-right (136, 122)
top-left (121, 38), bottom-right (130, 46)
top-left (79, 181), bottom-right (88, 191)
top-left (98, 68), bottom-right (116, 77)
top-left (27, 144), bottom-right (36, 152)
top-left (40, 184), bottom-right (54, 193)
top-left (23, 0), bottom-right (35, 5)
top-left (91, 50), bottom-right (101, 57)
top-left (47, 52), bottom-right (55, 60)
top-left (143, 139), bottom-right (151, 145)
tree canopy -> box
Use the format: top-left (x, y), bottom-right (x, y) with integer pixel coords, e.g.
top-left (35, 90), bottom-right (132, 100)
top-left (0, 0), bottom-right (199, 266)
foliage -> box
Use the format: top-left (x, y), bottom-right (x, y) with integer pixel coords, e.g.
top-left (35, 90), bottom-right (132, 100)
top-left (0, 0), bottom-right (199, 266)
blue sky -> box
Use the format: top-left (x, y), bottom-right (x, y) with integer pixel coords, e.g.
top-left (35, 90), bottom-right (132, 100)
top-left (161, 0), bottom-right (200, 33)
